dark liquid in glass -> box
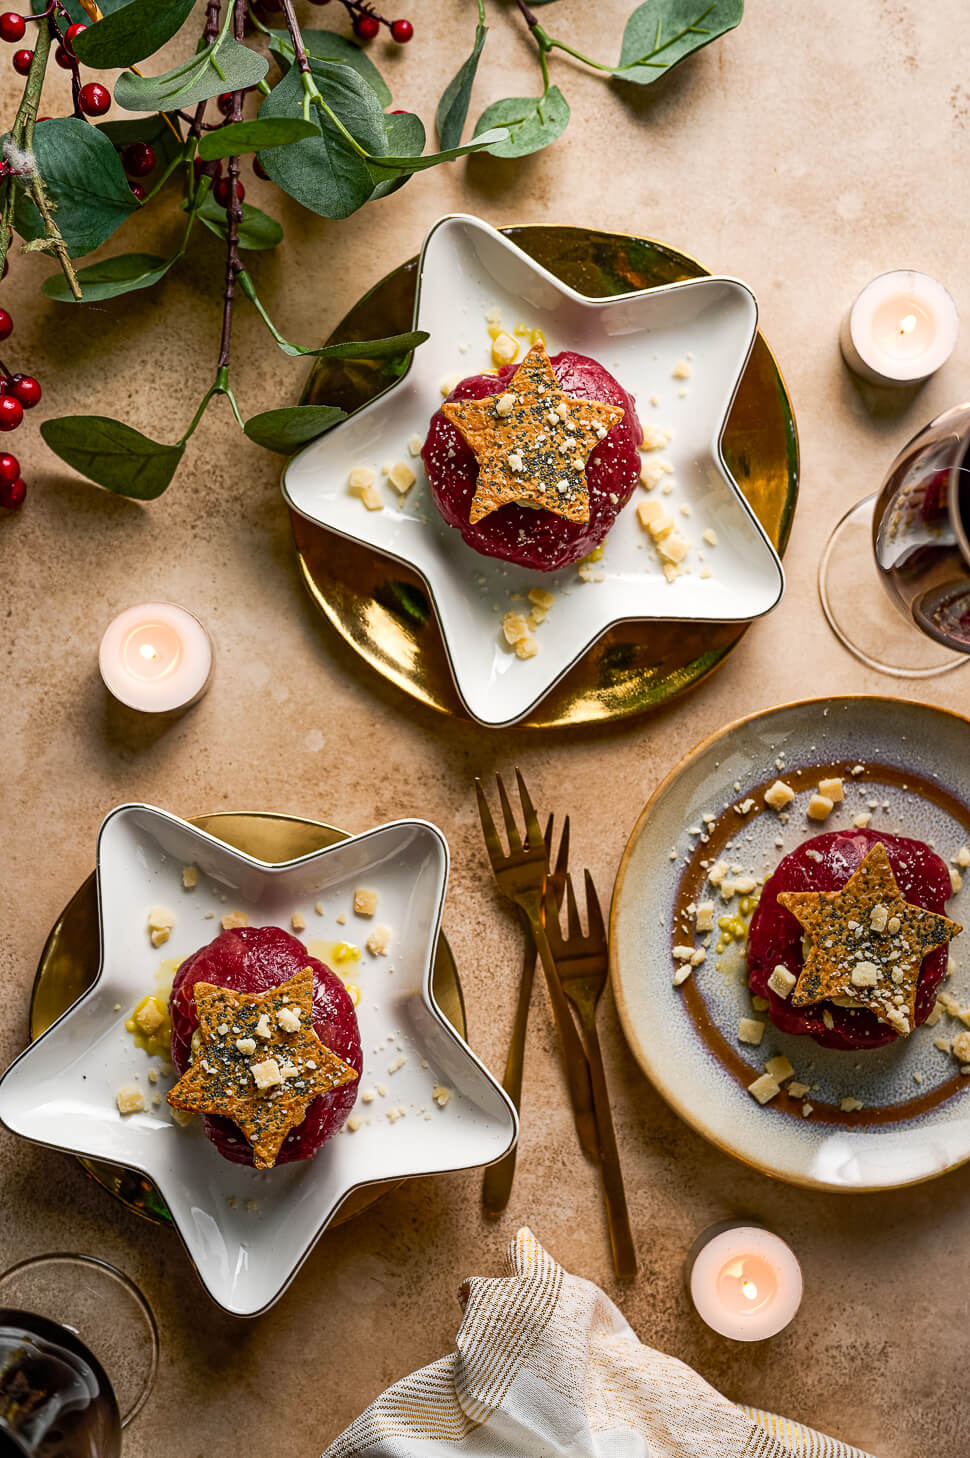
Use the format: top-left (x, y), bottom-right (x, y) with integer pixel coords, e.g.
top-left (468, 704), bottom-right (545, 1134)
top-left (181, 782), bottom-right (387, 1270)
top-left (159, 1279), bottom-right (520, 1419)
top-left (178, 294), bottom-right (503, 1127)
top-left (0, 1311), bottom-right (120, 1458)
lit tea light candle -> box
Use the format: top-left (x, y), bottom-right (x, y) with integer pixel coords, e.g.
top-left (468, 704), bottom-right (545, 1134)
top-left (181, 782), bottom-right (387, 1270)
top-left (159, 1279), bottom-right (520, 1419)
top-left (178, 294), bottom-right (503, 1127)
top-left (688, 1223), bottom-right (802, 1341)
top-left (840, 270), bottom-right (959, 386)
top-left (99, 602), bottom-right (213, 713)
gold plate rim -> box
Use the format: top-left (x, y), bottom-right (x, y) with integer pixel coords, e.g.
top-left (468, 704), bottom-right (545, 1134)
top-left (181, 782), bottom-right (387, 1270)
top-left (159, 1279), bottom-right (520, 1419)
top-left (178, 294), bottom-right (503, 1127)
top-left (30, 810), bottom-right (466, 1229)
top-left (610, 692), bottom-right (970, 1194)
top-left (292, 223), bottom-right (800, 729)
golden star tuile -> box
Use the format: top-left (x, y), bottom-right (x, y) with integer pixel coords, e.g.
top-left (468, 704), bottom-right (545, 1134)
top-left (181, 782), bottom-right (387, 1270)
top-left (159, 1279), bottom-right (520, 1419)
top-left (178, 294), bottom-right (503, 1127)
top-left (167, 967), bottom-right (358, 1169)
top-left (778, 843), bottom-right (961, 1036)
top-left (440, 340), bottom-right (624, 525)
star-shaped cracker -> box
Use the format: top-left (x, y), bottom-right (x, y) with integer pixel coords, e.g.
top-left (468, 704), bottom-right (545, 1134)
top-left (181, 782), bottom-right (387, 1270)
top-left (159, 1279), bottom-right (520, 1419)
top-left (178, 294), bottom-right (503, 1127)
top-left (441, 340), bottom-right (625, 525)
top-left (778, 843), bottom-right (962, 1036)
top-left (167, 968), bottom-right (358, 1169)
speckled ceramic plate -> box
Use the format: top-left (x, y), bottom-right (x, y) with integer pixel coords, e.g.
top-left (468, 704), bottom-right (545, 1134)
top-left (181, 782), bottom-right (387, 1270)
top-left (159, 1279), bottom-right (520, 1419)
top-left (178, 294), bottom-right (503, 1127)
top-left (292, 223), bottom-right (798, 728)
top-left (611, 696), bottom-right (970, 1192)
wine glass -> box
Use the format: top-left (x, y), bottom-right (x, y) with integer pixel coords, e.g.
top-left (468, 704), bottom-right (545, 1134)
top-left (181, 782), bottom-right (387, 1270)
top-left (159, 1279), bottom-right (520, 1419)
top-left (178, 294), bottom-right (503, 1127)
top-left (818, 401), bottom-right (970, 676)
top-left (0, 1255), bottom-right (157, 1458)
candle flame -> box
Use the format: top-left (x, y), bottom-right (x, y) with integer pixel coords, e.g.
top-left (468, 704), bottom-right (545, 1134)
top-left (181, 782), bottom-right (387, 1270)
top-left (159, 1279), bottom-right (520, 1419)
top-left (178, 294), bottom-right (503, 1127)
top-left (139, 642), bottom-right (159, 661)
top-left (899, 313), bottom-right (918, 336)
top-left (741, 1279), bottom-right (758, 1301)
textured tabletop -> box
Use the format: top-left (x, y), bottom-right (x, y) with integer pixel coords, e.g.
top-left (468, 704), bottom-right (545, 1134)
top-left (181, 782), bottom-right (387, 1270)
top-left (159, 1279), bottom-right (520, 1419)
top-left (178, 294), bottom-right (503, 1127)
top-left (2, 3), bottom-right (967, 1454)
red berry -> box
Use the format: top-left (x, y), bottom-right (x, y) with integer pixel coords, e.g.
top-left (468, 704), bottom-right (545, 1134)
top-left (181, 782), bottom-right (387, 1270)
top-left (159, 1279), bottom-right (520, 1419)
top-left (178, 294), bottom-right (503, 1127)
top-left (0, 309), bottom-right (11, 342)
top-left (0, 395), bottom-right (22, 430)
top-left (78, 81), bottom-right (110, 116)
top-left (12, 47), bottom-right (31, 74)
top-left (11, 375), bottom-right (40, 408)
top-left (129, 182), bottom-right (144, 200)
top-left (54, 43), bottom-right (73, 68)
top-left (213, 176), bottom-right (244, 208)
top-left (252, 156), bottom-right (268, 180)
top-left (122, 141), bottom-right (155, 177)
top-left (0, 452), bottom-right (18, 484)
top-left (64, 21), bottom-right (86, 50)
top-left (354, 14), bottom-right (380, 40)
top-left (390, 18), bottom-right (412, 42)
top-left (0, 13), bottom-right (25, 43)
top-left (0, 475), bottom-right (25, 509)
top-left (216, 91), bottom-right (234, 116)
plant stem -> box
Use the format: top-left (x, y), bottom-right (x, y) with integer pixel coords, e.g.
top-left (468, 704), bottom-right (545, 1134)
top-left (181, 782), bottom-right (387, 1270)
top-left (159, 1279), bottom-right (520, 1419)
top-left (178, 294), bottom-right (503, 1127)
top-left (189, 0), bottom-right (223, 146)
top-left (513, 0), bottom-right (612, 74)
top-left (278, 0), bottom-right (311, 74)
top-left (215, 0), bottom-right (247, 382)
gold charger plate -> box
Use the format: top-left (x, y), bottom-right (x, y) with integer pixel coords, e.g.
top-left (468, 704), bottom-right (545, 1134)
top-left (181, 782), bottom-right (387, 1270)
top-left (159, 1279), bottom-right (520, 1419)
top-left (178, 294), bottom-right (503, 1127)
top-left (293, 225), bottom-right (799, 728)
top-left (30, 811), bottom-right (466, 1227)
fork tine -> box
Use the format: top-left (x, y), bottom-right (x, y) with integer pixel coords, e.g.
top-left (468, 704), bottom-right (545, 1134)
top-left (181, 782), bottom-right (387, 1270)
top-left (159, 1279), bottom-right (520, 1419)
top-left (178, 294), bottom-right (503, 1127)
top-left (543, 813), bottom-right (555, 859)
top-left (564, 871), bottom-right (584, 940)
top-left (542, 876), bottom-right (563, 950)
top-left (555, 815), bottom-right (571, 878)
top-left (475, 778), bottom-right (506, 864)
top-left (584, 868), bottom-right (607, 944)
top-left (515, 767), bottom-right (545, 854)
top-left (495, 773), bottom-right (522, 852)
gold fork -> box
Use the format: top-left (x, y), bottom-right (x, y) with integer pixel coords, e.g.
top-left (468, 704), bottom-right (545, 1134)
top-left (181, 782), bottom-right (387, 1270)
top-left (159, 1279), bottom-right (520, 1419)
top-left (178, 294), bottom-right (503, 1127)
top-left (544, 869), bottom-right (638, 1280)
top-left (482, 814), bottom-right (571, 1217)
top-left (475, 771), bottom-right (599, 1167)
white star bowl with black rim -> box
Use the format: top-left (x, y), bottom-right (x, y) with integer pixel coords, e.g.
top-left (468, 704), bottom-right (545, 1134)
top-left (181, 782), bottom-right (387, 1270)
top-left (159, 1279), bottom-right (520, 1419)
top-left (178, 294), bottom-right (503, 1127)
top-left (283, 213), bottom-right (785, 727)
top-left (0, 804), bottom-right (517, 1316)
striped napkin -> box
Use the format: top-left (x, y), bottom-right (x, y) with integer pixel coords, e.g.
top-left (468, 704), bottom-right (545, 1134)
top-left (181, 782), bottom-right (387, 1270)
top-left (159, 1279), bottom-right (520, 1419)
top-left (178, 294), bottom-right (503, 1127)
top-left (323, 1228), bottom-right (875, 1458)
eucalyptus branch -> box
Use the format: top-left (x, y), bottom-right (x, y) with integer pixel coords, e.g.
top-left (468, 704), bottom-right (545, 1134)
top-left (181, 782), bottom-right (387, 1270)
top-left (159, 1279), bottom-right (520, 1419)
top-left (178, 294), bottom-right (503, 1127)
top-left (189, 0), bottom-right (224, 145)
top-left (277, 0), bottom-right (312, 75)
top-left (215, 0), bottom-right (247, 417)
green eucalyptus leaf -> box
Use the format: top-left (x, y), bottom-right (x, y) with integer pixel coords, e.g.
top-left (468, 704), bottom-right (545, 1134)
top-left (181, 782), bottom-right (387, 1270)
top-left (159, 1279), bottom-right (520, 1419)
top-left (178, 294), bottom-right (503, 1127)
top-left (97, 112), bottom-right (184, 170)
top-left (280, 329), bottom-right (429, 360)
top-left (614, 0), bottom-right (743, 83)
top-left (436, 19), bottom-right (487, 149)
top-left (367, 126), bottom-right (510, 174)
top-left (244, 405), bottom-right (347, 454)
top-left (12, 118), bottom-right (138, 257)
top-left (474, 87), bottom-right (569, 158)
top-left (266, 28), bottom-right (391, 107)
top-left (198, 117), bottom-right (320, 160)
top-left (42, 252), bottom-right (175, 303)
top-left (72, 0), bottom-right (196, 69)
top-left (113, 26), bottom-right (267, 112)
top-left (257, 60), bottom-right (385, 219)
top-left (41, 416), bottom-right (185, 498)
top-left (31, 0), bottom-right (128, 21)
top-left (367, 111), bottom-right (424, 200)
top-left (195, 194), bottom-right (283, 251)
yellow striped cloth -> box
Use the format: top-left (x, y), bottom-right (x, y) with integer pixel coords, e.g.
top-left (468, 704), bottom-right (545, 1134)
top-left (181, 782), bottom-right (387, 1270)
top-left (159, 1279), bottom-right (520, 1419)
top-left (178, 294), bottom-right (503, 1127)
top-left (323, 1229), bottom-right (875, 1458)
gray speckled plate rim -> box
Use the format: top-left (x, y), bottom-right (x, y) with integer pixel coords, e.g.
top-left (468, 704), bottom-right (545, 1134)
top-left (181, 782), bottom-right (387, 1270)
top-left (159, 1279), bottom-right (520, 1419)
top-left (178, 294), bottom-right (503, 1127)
top-left (609, 693), bottom-right (970, 1194)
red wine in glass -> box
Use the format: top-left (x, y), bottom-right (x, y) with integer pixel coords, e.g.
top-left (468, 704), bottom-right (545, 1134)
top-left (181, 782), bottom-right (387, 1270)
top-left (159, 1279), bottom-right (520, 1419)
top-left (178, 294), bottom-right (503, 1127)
top-left (0, 1310), bottom-right (121, 1458)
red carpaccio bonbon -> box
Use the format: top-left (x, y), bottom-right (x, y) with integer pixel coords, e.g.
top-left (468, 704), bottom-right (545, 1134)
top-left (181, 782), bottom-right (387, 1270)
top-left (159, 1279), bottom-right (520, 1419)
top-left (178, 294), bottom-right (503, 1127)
top-left (747, 828), bottom-right (952, 1051)
top-left (170, 926), bottom-right (362, 1165)
top-left (422, 350), bottom-right (642, 571)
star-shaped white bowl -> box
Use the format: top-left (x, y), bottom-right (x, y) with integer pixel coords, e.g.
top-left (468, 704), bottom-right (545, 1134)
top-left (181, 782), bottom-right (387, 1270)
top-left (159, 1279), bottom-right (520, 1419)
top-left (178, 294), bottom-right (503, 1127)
top-left (283, 214), bottom-right (785, 727)
top-left (0, 805), bottom-right (516, 1317)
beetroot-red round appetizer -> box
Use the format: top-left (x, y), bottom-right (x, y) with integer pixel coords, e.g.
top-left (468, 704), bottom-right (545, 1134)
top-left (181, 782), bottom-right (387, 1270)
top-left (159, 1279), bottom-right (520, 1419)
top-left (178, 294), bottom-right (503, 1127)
top-left (169, 926), bottom-right (362, 1167)
top-left (747, 828), bottom-right (961, 1051)
top-left (423, 341), bottom-right (642, 572)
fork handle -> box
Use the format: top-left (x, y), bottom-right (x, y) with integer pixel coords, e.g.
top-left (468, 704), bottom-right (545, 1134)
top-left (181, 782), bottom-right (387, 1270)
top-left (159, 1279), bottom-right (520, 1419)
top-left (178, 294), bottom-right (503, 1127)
top-left (482, 933), bottom-right (538, 1216)
top-left (531, 919), bottom-right (600, 1166)
top-left (581, 1014), bottom-right (638, 1280)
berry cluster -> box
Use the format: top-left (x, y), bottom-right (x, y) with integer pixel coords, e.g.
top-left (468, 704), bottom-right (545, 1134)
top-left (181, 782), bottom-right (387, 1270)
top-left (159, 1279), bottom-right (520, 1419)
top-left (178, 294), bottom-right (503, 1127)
top-left (0, 302), bottom-right (38, 509)
top-left (2, 13), bottom-right (109, 115)
top-left (250, 0), bottom-right (412, 44)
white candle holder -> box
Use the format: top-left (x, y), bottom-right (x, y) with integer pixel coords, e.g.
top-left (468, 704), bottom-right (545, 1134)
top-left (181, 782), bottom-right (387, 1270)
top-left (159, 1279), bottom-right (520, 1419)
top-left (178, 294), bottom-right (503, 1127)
top-left (99, 603), bottom-right (214, 714)
top-left (687, 1221), bottom-right (802, 1342)
top-left (840, 270), bottom-right (959, 387)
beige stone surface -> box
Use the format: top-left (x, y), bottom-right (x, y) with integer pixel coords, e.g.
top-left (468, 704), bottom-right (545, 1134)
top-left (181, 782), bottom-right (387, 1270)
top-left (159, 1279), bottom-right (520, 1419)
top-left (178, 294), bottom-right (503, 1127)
top-left (2, 2), bottom-right (969, 1454)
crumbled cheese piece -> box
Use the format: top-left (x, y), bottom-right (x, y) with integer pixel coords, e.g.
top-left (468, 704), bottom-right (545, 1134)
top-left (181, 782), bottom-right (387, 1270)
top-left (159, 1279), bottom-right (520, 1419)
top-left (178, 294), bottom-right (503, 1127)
top-left (495, 392), bottom-right (517, 418)
top-left (348, 466), bottom-right (384, 511)
top-left (765, 1055), bottom-right (794, 1083)
top-left (170, 1106), bottom-right (194, 1127)
top-left (787, 1081), bottom-right (810, 1099)
top-left (636, 498), bottom-right (674, 539)
top-left (182, 865), bottom-right (199, 889)
top-left (850, 764), bottom-right (865, 775)
top-left (950, 867), bottom-right (963, 894)
top-left (116, 1085), bottom-right (145, 1115)
top-left (388, 460), bottom-right (416, 496)
top-left (347, 1116), bottom-right (362, 1132)
top-left (221, 910), bottom-right (248, 930)
top-left (673, 944), bottom-right (695, 962)
top-left (277, 1006), bottom-right (302, 1033)
top-left (764, 779), bottom-right (795, 812)
top-left (733, 874), bottom-right (758, 893)
top-left (822, 1009), bottom-right (835, 1029)
top-left (695, 901), bottom-right (715, 932)
top-left (672, 359), bottom-right (691, 380)
top-left (853, 812), bottom-right (872, 828)
top-left (491, 332), bottom-right (518, 367)
top-left (768, 964), bottom-right (797, 999)
top-left (291, 912), bottom-right (306, 933)
top-left (251, 1058), bottom-right (282, 1091)
top-left (708, 860), bottom-right (729, 886)
top-left (801, 1102), bottom-right (814, 1118)
top-left (514, 636), bottom-right (538, 659)
top-left (134, 1000), bottom-right (165, 1036)
top-left (366, 926), bottom-right (392, 956)
top-left (747, 1073), bottom-right (780, 1105)
top-left (502, 610), bottom-right (531, 645)
top-left (699, 566), bottom-right (713, 579)
top-left (147, 1068), bottom-right (159, 1085)
top-left (407, 433), bottom-right (423, 457)
top-left (639, 459), bottom-right (666, 491)
top-left (702, 528), bottom-right (718, 547)
top-left (954, 846), bottom-right (970, 868)
top-left (278, 1062), bottom-right (299, 1081)
top-left (925, 1000), bottom-right (944, 1028)
top-left (254, 1013), bottom-right (272, 1041)
top-left (640, 424), bottom-right (668, 451)
top-left (528, 586), bottom-right (555, 615)
top-left (336, 912), bottom-right (347, 925)
top-left (147, 905), bottom-right (175, 948)
top-left (353, 887), bottom-right (378, 918)
top-left (387, 1054), bottom-right (406, 1074)
top-left (361, 1088), bottom-right (376, 1104)
top-left (952, 1030), bottom-right (970, 1063)
top-left (577, 560), bottom-right (605, 583)
top-left (738, 1017), bottom-right (766, 1046)
top-left (432, 1084), bottom-right (452, 1107)
top-left (657, 531), bottom-right (690, 565)
top-left (751, 995), bottom-right (770, 1012)
top-left (818, 777), bottom-right (844, 802)
top-left (869, 904), bottom-right (889, 933)
top-left (235, 1037), bottom-right (257, 1055)
top-left (440, 373), bottom-right (463, 396)
top-left (807, 793), bottom-right (834, 822)
top-left (840, 1096), bottom-right (863, 1113)
top-left (314, 901), bottom-right (324, 916)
